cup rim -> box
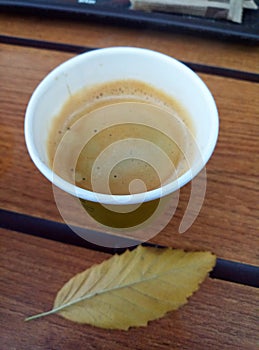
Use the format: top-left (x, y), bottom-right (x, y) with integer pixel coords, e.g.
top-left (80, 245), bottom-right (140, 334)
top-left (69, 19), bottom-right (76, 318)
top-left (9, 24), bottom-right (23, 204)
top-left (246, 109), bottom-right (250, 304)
top-left (24, 47), bottom-right (219, 205)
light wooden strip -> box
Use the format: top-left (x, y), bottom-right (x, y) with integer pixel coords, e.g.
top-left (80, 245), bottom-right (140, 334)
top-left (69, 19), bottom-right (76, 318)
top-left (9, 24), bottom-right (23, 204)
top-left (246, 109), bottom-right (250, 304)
top-left (0, 44), bottom-right (258, 265)
top-left (0, 13), bottom-right (258, 73)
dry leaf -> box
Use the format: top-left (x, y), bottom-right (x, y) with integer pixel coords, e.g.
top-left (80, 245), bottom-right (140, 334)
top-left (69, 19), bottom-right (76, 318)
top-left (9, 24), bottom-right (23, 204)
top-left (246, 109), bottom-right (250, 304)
top-left (26, 246), bottom-right (216, 330)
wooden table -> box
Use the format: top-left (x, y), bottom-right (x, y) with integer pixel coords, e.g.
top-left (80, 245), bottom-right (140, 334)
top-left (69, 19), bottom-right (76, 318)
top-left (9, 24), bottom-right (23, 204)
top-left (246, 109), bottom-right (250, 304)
top-left (1, 10), bottom-right (259, 350)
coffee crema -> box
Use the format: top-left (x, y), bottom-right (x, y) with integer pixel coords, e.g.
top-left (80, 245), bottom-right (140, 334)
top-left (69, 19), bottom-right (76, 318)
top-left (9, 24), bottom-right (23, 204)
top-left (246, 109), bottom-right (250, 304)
top-left (48, 79), bottom-right (194, 195)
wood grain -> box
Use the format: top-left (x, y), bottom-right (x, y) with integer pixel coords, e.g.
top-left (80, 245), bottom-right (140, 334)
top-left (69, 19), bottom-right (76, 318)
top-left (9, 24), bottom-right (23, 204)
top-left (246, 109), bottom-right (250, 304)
top-left (0, 227), bottom-right (258, 350)
top-left (1, 44), bottom-right (259, 264)
top-left (0, 12), bottom-right (258, 350)
top-left (0, 12), bottom-right (259, 74)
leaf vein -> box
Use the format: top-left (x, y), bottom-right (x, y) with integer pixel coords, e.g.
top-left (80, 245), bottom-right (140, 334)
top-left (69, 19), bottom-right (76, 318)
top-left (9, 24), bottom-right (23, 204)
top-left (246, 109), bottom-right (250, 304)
top-left (129, 286), bottom-right (173, 306)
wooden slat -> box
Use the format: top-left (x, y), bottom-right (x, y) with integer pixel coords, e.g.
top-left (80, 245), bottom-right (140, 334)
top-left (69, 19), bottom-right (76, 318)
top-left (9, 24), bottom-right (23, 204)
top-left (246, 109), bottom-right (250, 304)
top-left (0, 227), bottom-right (258, 350)
top-left (1, 44), bottom-right (258, 265)
top-left (154, 74), bottom-right (259, 259)
top-left (0, 12), bottom-right (259, 74)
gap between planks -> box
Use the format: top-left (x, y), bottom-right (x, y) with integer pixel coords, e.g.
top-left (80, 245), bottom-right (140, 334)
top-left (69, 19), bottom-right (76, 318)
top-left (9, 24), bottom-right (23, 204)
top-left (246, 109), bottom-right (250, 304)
top-left (1, 209), bottom-right (258, 288)
top-left (0, 34), bottom-right (259, 83)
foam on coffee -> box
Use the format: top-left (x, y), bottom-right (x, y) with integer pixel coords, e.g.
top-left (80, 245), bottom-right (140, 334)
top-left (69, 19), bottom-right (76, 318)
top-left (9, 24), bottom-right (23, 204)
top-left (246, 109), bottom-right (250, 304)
top-left (48, 80), bottom-right (194, 195)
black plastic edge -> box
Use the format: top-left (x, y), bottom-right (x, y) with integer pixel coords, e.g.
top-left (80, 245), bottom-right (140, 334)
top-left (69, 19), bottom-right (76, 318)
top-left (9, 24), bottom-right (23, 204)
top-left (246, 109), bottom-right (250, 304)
top-left (1, 35), bottom-right (258, 83)
top-left (1, 209), bottom-right (258, 288)
top-left (0, 1), bottom-right (259, 43)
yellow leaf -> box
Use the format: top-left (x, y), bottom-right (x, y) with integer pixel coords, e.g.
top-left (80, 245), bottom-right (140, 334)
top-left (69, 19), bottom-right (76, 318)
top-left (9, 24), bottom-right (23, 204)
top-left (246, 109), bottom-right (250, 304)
top-left (25, 246), bottom-right (216, 330)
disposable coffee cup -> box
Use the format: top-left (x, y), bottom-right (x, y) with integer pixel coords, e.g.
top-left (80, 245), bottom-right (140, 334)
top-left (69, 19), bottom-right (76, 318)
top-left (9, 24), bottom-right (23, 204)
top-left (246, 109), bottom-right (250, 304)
top-left (25, 47), bottom-right (219, 247)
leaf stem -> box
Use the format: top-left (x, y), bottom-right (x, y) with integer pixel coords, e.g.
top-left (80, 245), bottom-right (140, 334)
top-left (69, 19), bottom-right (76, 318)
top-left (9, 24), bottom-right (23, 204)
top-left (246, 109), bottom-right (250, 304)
top-left (25, 303), bottom-right (70, 322)
top-left (25, 290), bottom-right (97, 321)
top-left (25, 309), bottom-right (56, 322)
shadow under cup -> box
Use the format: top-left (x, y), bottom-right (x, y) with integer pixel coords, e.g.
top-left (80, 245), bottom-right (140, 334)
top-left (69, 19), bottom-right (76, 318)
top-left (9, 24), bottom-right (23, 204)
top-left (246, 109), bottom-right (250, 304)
top-left (24, 47), bottom-right (219, 243)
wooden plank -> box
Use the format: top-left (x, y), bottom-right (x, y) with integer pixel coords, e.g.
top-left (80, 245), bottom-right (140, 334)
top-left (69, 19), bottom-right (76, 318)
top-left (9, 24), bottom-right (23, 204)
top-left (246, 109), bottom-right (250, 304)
top-left (0, 44), bottom-right (258, 265)
top-left (0, 227), bottom-right (258, 350)
top-left (0, 12), bottom-right (259, 74)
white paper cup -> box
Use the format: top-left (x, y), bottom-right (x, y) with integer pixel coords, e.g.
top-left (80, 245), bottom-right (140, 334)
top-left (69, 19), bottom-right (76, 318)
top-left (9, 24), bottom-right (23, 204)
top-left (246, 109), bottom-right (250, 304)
top-left (24, 47), bottom-right (218, 238)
